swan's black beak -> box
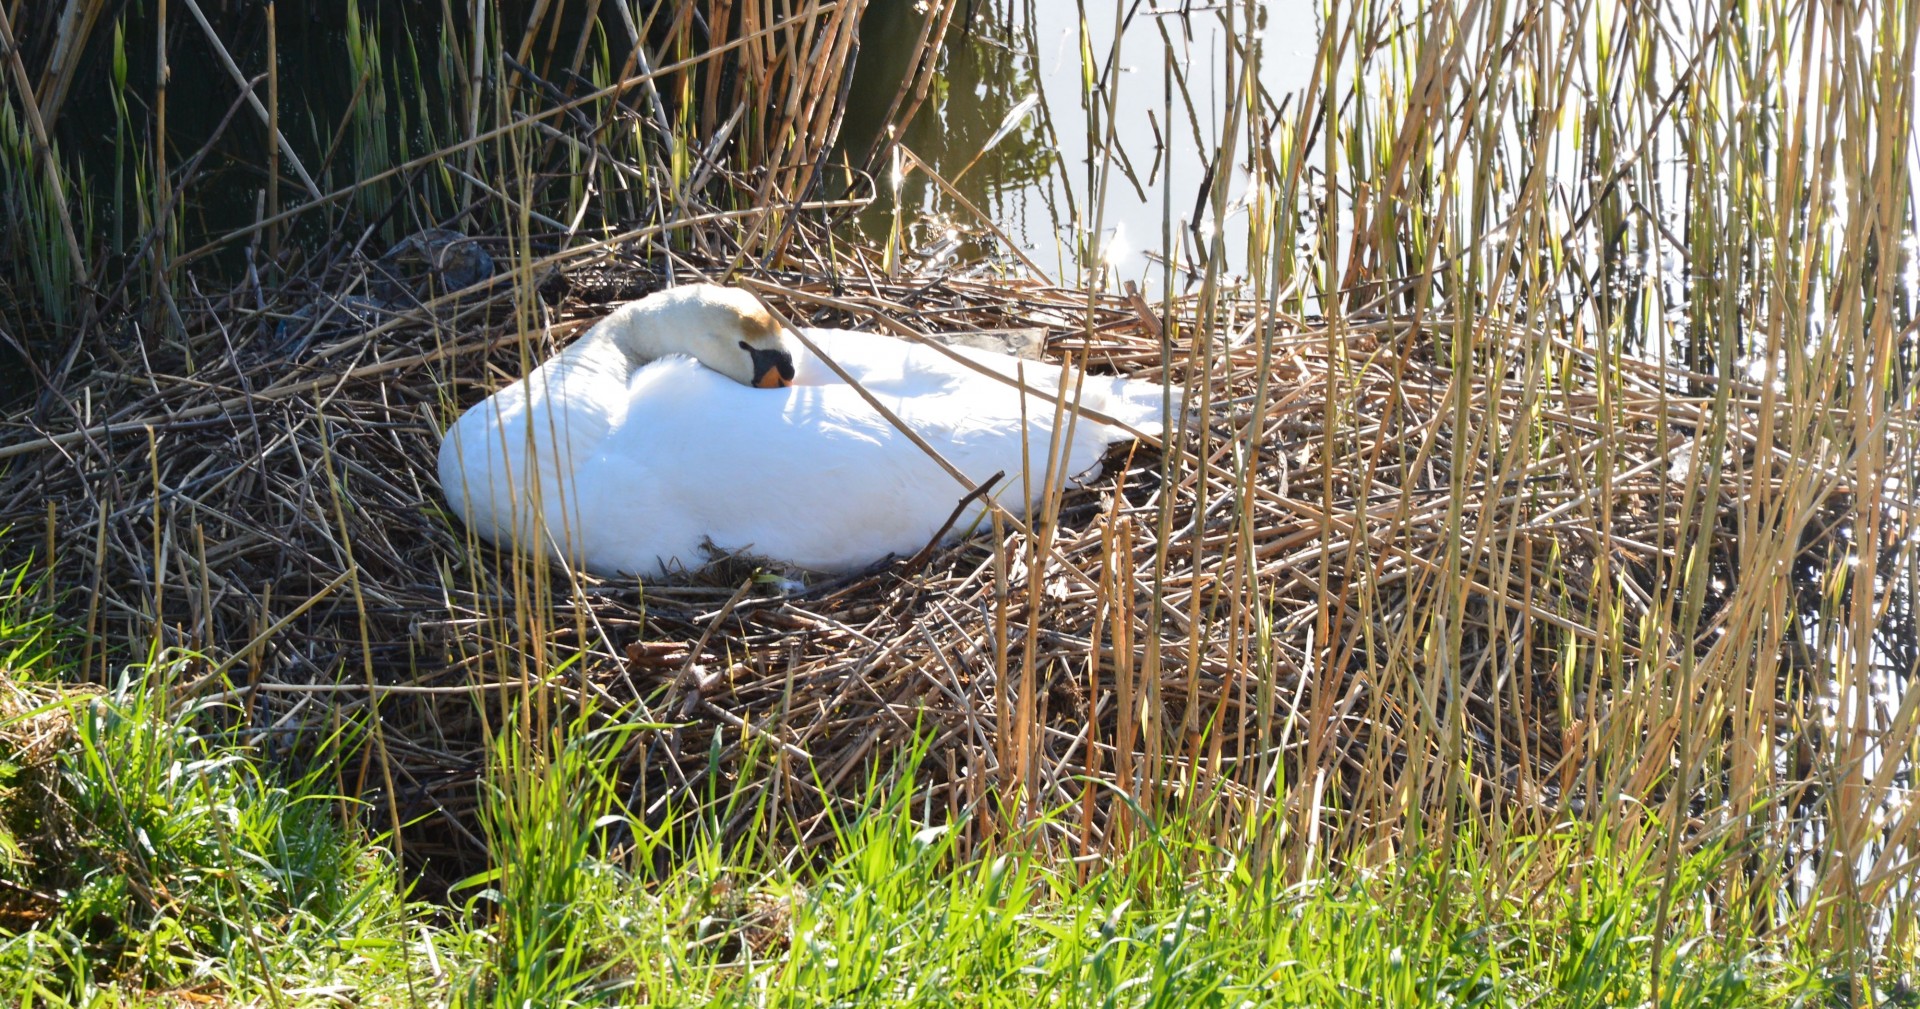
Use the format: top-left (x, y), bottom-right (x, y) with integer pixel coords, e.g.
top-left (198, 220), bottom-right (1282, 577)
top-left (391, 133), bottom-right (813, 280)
top-left (742, 340), bottom-right (796, 389)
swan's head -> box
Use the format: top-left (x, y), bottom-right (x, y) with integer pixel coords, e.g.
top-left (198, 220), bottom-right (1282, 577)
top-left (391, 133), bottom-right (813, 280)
top-left (635, 284), bottom-right (799, 389)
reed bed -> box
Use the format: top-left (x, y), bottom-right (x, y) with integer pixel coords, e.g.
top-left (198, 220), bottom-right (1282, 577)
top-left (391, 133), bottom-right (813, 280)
top-left (0, 249), bottom-right (1884, 910)
top-left (1, 0), bottom-right (1915, 974)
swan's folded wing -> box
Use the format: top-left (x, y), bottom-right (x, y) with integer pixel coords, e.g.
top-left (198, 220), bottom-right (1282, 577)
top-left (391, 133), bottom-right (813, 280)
top-left (568, 360), bottom-right (975, 573)
top-left (792, 327), bottom-right (988, 394)
top-left (801, 326), bottom-right (1176, 436)
top-left (437, 364), bottom-right (630, 559)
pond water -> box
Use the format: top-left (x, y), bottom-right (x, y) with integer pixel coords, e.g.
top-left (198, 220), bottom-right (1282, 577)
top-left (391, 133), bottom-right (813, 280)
top-left (839, 0), bottom-right (1320, 288)
top-left (4, 0), bottom-right (1308, 406)
top-left (21, 2), bottom-right (1311, 289)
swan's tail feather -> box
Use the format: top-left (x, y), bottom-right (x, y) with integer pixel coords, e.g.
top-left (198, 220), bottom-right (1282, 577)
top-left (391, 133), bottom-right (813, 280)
top-left (1082, 373), bottom-right (1183, 437)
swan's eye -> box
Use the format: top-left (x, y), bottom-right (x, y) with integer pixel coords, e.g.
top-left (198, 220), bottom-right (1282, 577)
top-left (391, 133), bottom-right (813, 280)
top-left (739, 340), bottom-right (795, 389)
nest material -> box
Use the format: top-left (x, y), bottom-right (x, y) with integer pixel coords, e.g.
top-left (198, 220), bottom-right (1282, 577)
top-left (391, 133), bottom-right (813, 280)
top-left (0, 250), bottom-right (1792, 870)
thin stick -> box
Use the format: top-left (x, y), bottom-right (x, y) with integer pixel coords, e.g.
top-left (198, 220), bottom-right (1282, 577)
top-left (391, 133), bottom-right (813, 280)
top-left (177, 0), bottom-right (324, 202)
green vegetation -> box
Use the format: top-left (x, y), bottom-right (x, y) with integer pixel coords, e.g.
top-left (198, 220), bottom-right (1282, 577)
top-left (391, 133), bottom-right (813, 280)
top-left (0, 631), bottom-right (1886, 1006)
top-left (0, 691), bottom-right (466, 1003)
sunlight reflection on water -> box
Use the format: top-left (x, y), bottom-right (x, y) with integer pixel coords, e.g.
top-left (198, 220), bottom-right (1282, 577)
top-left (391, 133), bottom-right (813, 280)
top-left (841, 0), bottom-right (1318, 289)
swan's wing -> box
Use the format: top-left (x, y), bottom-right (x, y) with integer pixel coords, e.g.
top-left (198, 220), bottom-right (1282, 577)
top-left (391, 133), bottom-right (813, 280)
top-left (789, 329), bottom-right (1093, 485)
top-left (796, 326), bottom-right (1177, 434)
top-left (572, 358), bottom-right (1033, 573)
top-left (935, 341), bottom-right (1178, 435)
top-left (792, 328), bottom-right (928, 389)
top-left (437, 361), bottom-right (631, 563)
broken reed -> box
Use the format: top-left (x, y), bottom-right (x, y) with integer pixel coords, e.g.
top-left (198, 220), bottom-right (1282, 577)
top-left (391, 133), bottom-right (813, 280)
top-left (1, 0), bottom-right (1916, 972)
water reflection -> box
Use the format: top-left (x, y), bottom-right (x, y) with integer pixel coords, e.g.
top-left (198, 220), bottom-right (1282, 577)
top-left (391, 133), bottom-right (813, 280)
top-left (837, 1), bottom-right (1053, 276)
top-left (839, 0), bottom-right (1319, 287)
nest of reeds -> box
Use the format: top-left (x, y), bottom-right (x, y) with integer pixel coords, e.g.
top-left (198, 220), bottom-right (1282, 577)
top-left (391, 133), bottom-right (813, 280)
top-left (0, 205), bottom-right (1817, 876)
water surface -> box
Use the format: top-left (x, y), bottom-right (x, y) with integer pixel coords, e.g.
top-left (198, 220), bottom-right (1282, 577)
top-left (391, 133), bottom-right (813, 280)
top-left (840, 0), bottom-right (1320, 288)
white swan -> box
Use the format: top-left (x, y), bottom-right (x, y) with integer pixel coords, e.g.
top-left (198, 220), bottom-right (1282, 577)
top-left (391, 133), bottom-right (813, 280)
top-left (438, 284), bottom-right (1173, 578)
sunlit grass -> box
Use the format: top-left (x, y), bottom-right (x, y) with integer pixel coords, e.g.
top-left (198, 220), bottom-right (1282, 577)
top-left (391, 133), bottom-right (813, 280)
top-left (0, 649), bottom-right (477, 1005)
top-left (0, 642), bottom-right (1866, 1007)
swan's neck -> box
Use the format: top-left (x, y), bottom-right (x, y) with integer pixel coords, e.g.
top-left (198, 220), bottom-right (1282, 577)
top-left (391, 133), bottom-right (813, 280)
top-left (544, 299), bottom-right (688, 383)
